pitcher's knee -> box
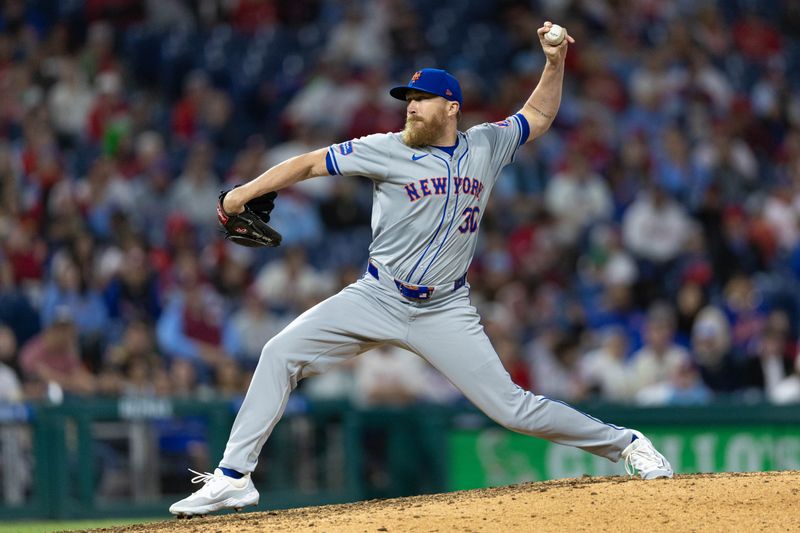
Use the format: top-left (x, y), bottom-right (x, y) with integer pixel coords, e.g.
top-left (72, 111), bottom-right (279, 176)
top-left (258, 336), bottom-right (295, 368)
top-left (259, 333), bottom-right (320, 379)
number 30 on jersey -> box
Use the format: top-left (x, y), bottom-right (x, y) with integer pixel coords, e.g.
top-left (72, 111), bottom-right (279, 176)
top-left (459, 206), bottom-right (480, 234)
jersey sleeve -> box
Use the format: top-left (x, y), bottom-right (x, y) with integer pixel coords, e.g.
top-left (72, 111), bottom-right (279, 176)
top-left (467, 113), bottom-right (530, 170)
top-left (325, 133), bottom-right (391, 181)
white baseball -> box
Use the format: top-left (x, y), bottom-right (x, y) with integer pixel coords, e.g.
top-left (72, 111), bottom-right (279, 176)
top-left (544, 24), bottom-right (565, 45)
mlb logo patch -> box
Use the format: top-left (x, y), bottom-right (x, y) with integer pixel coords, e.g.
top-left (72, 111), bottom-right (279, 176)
top-left (339, 141), bottom-right (354, 156)
top-left (492, 119), bottom-right (511, 127)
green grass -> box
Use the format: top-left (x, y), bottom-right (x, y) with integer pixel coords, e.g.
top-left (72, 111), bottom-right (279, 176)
top-left (0, 517), bottom-right (164, 533)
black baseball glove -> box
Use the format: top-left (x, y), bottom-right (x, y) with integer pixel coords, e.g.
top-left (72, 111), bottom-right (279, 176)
top-left (217, 188), bottom-right (282, 247)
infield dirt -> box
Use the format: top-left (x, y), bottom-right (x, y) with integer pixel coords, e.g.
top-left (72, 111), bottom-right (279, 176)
top-left (87, 471), bottom-right (799, 533)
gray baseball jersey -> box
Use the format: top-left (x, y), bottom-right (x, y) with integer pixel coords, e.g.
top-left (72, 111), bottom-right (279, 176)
top-left (325, 115), bottom-right (525, 285)
top-left (220, 114), bottom-right (634, 475)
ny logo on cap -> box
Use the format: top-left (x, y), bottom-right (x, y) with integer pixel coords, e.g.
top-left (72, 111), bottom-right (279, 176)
top-left (411, 71), bottom-right (422, 83)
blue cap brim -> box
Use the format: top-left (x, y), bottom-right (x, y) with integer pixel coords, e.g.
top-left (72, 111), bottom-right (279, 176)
top-left (389, 85), bottom-right (440, 102)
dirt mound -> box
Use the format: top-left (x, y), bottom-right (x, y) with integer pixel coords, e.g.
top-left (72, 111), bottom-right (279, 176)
top-left (91, 471), bottom-right (800, 533)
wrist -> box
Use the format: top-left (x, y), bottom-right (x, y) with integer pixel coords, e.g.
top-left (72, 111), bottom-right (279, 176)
top-left (545, 56), bottom-right (564, 68)
top-left (223, 187), bottom-right (247, 214)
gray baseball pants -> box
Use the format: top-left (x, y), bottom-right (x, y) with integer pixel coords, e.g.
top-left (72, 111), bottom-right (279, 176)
top-left (220, 266), bottom-right (633, 474)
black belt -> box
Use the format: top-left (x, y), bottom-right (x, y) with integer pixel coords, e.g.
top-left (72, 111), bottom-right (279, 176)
top-left (367, 262), bottom-right (466, 301)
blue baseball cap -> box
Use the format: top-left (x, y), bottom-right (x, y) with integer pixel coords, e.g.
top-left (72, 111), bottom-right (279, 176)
top-left (390, 68), bottom-right (463, 107)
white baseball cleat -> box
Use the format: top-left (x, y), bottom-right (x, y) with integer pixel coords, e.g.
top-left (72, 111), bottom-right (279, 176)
top-left (621, 431), bottom-right (674, 480)
top-left (169, 468), bottom-right (259, 517)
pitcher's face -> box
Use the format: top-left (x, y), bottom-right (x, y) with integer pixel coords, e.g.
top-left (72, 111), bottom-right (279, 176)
top-left (402, 91), bottom-right (452, 148)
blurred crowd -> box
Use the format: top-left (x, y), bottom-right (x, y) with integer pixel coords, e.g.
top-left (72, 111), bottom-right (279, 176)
top-left (2, 0), bottom-right (800, 410)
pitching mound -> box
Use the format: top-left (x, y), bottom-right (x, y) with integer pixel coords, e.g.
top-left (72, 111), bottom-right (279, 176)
top-left (94, 471), bottom-right (799, 532)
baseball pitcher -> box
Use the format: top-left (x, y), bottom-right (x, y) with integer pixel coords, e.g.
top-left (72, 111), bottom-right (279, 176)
top-left (170, 21), bottom-right (672, 517)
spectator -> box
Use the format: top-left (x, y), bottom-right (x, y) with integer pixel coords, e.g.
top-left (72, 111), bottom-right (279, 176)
top-left (721, 274), bottom-right (767, 357)
top-left (167, 358), bottom-right (202, 399)
top-left (253, 246), bottom-right (335, 314)
top-left (40, 251), bottom-right (110, 369)
top-left (476, 231), bottom-right (516, 296)
top-left (674, 227), bottom-right (714, 295)
top-left (323, 5), bottom-right (389, 69)
top-left (623, 48), bottom-right (677, 139)
top-left (740, 327), bottom-right (795, 399)
top-left (213, 247), bottom-right (253, 303)
top-left (0, 325), bottom-right (22, 402)
top-left (80, 21), bottom-right (121, 81)
top-left (769, 357), bottom-right (800, 405)
top-left (302, 357), bottom-right (356, 401)
top-left (86, 70), bottom-right (129, 145)
top-left (353, 345), bottom-right (458, 407)
top-left (0, 143), bottom-right (18, 219)
top-left (4, 220), bottom-right (46, 296)
top-left (98, 320), bottom-right (163, 396)
top-left (131, 131), bottom-right (168, 180)
top-left (103, 244), bottom-right (162, 331)
top-left (762, 180), bottom-right (798, 252)
top-left (622, 184), bottom-right (692, 302)
top-left (170, 71), bottom-right (210, 143)
top-left (0, 324), bottom-right (30, 506)
top-left (156, 254), bottom-right (231, 373)
top-left (0, 255), bottom-right (40, 346)
top-left (48, 58), bottom-right (94, 145)
top-left (129, 168), bottom-right (173, 247)
top-left (714, 204), bottom-right (763, 280)
top-left (201, 89), bottom-right (238, 157)
top-left (691, 306), bottom-right (739, 393)
top-left (692, 123), bottom-right (757, 205)
top-left (225, 290), bottom-right (287, 369)
top-left (345, 68), bottom-right (404, 139)
top-left (19, 307), bottom-right (96, 396)
top-left (652, 126), bottom-right (701, 200)
top-left (544, 153), bottom-right (613, 246)
top-left (695, 6), bottom-right (732, 59)
top-left (674, 281), bottom-right (707, 345)
top-left (168, 141), bottom-right (221, 236)
top-left (687, 53), bottom-right (733, 115)
top-left (214, 357), bottom-right (246, 399)
top-left (607, 133), bottom-right (648, 214)
top-left (622, 184), bottom-right (692, 265)
top-left (635, 359), bottom-right (713, 406)
top-left (732, 13), bottom-right (784, 64)
top-left (527, 333), bottom-right (587, 403)
top-left (577, 224), bottom-right (638, 289)
top-left (283, 62), bottom-right (366, 136)
top-left (80, 156), bottom-right (135, 240)
top-left (317, 178), bottom-right (372, 265)
top-left (629, 303), bottom-right (691, 396)
top-left (583, 282), bottom-right (641, 342)
top-left (579, 327), bottom-right (633, 403)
